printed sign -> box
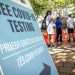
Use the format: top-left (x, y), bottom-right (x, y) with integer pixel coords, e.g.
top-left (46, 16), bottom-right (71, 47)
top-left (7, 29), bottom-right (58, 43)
top-left (0, 0), bottom-right (58, 75)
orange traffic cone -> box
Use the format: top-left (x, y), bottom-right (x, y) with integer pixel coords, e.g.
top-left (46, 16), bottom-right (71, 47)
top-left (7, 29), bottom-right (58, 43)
top-left (43, 31), bottom-right (49, 45)
top-left (50, 32), bottom-right (56, 45)
top-left (62, 29), bottom-right (69, 46)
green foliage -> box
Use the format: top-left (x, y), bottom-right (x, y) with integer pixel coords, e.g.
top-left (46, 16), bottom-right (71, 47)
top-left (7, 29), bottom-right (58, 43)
top-left (29, 0), bottom-right (75, 16)
top-left (30, 0), bottom-right (49, 15)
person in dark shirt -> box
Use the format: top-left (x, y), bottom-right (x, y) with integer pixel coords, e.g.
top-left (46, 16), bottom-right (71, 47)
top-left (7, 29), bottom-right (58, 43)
top-left (55, 17), bottom-right (62, 44)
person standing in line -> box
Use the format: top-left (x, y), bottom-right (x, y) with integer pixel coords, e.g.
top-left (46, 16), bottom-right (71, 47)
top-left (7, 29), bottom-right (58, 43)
top-left (47, 18), bottom-right (56, 47)
top-left (45, 11), bottom-right (52, 46)
top-left (41, 10), bottom-right (52, 31)
top-left (45, 11), bottom-right (52, 27)
top-left (55, 16), bottom-right (62, 45)
top-left (67, 14), bottom-right (75, 43)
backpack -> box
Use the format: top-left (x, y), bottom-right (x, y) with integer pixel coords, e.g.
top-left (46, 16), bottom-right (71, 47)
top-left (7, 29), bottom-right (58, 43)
top-left (41, 19), bottom-right (47, 31)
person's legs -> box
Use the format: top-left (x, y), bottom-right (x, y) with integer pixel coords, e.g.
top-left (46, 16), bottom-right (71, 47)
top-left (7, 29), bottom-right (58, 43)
top-left (69, 28), bottom-right (74, 41)
top-left (48, 34), bottom-right (51, 46)
top-left (71, 28), bottom-right (74, 42)
top-left (68, 28), bottom-right (74, 46)
top-left (59, 28), bottom-right (62, 43)
top-left (68, 28), bottom-right (71, 43)
top-left (73, 32), bottom-right (75, 42)
top-left (73, 29), bottom-right (75, 42)
top-left (56, 29), bottom-right (60, 43)
top-left (56, 29), bottom-right (60, 47)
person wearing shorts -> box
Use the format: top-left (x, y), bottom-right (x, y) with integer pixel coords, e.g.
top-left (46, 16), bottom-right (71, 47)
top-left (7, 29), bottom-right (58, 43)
top-left (67, 14), bottom-right (74, 42)
top-left (47, 18), bottom-right (56, 47)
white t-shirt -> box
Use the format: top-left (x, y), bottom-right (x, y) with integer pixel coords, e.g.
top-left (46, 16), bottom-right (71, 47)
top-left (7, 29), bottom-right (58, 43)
top-left (67, 17), bottom-right (74, 28)
top-left (47, 21), bottom-right (56, 34)
top-left (46, 15), bottom-right (51, 26)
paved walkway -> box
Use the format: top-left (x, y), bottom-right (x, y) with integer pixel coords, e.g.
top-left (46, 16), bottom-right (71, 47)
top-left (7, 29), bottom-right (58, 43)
top-left (48, 44), bottom-right (75, 75)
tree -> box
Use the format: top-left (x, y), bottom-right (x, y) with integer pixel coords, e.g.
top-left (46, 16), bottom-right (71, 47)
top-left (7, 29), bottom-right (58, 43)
top-left (29, 0), bottom-right (75, 16)
top-left (29, 0), bottom-right (50, 16)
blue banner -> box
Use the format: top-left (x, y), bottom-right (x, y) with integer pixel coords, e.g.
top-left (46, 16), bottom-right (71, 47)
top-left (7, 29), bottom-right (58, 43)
top-left (0, 0), bottom-right (58, 75)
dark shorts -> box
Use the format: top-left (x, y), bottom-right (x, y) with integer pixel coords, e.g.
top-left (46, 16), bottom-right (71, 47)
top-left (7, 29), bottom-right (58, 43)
top-left (68, 28), bottom-right (74, 33)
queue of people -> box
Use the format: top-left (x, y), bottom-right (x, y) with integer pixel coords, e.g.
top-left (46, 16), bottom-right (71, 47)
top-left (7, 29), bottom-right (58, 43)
top-left (41, 10), bottom-right (75, 48)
